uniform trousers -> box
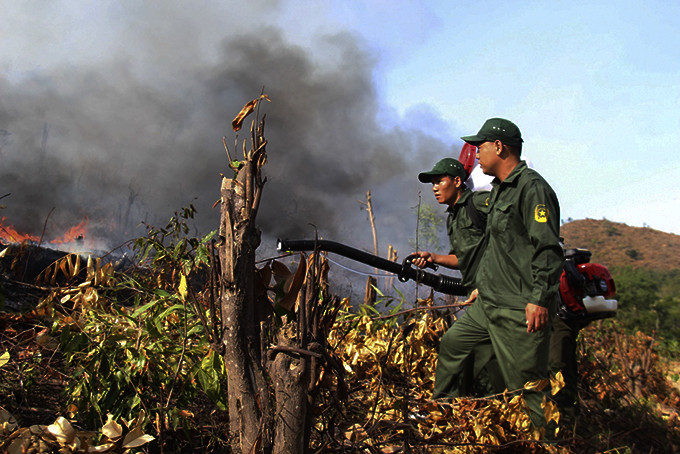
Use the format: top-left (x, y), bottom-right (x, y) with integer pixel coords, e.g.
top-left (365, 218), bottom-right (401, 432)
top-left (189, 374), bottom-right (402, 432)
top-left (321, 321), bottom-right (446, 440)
top-left (433, 296), bottom-right (552, 428)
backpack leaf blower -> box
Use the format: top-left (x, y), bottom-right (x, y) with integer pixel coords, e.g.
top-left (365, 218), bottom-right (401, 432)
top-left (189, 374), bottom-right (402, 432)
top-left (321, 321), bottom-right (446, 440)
top-left (558, 248), bottom-right (618, 322)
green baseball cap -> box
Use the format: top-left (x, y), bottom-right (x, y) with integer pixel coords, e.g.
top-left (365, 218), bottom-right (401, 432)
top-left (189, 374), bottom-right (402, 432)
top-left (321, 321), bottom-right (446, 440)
top-left (418, 158), bottom-right (467, 183)
top-left (461, 118), bottom-right (523, 146)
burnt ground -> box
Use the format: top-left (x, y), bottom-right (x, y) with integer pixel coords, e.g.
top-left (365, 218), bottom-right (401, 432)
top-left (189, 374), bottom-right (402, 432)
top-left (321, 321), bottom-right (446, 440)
top-left (0, 244), bottom-right (83, 428)
top-left (0, 311), bottom-right (67, 426)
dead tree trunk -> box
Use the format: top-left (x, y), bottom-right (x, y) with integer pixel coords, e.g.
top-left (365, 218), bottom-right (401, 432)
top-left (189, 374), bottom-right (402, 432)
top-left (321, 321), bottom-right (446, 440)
top-left (269, 320), bottom-right (309, 452)
top-left (219, 97), bottom-right (345, 453)
top-left (364, 276), bottom-right (377, 306)
top-left (365, 191), bottom-right (378, 259)
top-left (219, 99), bottom-right (271, 453)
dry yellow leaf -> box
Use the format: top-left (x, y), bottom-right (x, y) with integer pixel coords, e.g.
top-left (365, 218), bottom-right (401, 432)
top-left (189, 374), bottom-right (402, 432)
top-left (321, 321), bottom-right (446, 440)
top-left (122, 426), bottom-right (155, 448)
top-left (46, 416), bottom-right (76, 444)
top-left (344, 423), bottom-right (367, 442)
top-left (101, 414), bottom-right (123, 440)
top-left (231, 94), bottom-right (271, 131)
top-left (542, 397), bottom-right (560, 425)
top-left (36, 330), bottom-right (59, 350)
top-left (523, 377), bottom-right (550, 391)
top-left (87, 255), bottom-right (95, 281)
top-left (550, 370), bottom-right (565, 395)
top-left (279, 254), bottom-right (306, 312)
top-left (179, 273), bottom-right (188, 301)
top-left (0, 407), bottom-right (18, 435)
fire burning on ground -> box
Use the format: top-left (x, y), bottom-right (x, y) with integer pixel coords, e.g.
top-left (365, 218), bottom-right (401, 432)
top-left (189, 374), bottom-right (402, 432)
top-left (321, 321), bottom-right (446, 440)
top-left (0, 217), bottom-right (107, 253)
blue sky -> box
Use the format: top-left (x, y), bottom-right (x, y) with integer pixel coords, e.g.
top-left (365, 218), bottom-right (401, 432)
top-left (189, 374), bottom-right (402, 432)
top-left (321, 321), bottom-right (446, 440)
top-left (276, 0), bottom-right (680, 234)
top-left (2, 0), bottom-right (679, 244)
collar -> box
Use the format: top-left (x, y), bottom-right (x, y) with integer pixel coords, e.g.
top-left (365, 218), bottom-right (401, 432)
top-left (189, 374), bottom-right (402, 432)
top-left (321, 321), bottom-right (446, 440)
top-left (492, 160), bottom-right (528, 187)
top-left (446, 188), bottom-right (471, 213)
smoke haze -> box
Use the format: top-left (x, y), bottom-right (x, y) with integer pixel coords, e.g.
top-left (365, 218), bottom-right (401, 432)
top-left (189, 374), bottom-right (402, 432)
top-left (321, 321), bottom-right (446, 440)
top-left (0, 1), bottom-right (458, 262)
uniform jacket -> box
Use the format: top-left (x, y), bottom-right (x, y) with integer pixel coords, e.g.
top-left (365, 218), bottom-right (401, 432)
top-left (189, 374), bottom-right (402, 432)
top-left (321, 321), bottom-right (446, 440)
top-left (446, 189), bottom-right (490, 291)
top-left (477, 161), bottom-right (563, 310)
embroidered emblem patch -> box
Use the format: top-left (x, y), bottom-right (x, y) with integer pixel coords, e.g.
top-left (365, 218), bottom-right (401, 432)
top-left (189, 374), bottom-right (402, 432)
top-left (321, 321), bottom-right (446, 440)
top-left (535, 204), bottom-right (549, 223)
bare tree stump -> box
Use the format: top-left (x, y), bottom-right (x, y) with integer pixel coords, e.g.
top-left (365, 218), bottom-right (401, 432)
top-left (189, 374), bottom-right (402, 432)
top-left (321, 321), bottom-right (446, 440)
top-left (219, 97), bottom-right (344, 453)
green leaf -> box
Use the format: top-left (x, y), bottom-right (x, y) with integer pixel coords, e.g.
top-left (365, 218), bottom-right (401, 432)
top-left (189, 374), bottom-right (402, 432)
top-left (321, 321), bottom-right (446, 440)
top-left (0, 351), bottom-right (9, 368)
top-left (154, 317), bottom-right (164, 336)
top-left (131, 301), bottom-right (157, 318)
top-left (158, 303), bottom-right (185, 321)
top-left (131, 393), bottom-right (141, 410)
top-left (187, 324), bottom-right (204, 337)
top-left (359, 304), bottom-right (381, 316)
top-left (153, 289), bottom-right (172, 297)
top-left (62, 333), bottom-right (90, 353)
top-left (195, 352), bottom-right (228, 410)
top-left (273, 302), bottom-right (295, 322)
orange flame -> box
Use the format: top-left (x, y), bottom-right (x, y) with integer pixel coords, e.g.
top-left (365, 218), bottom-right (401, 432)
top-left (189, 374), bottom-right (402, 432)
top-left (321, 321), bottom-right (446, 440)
top-left (50, 217), bottom-right (89, 244)
top-left (0, 217), bottom-right (41, 243)
top-left (0, 216), bottom-right (89, 245)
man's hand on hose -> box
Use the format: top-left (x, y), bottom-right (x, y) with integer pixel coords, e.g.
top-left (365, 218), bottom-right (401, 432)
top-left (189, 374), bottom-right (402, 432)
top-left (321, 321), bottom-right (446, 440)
top-left (525, 303), bottom-right (548, 333)
top-left (410, 251), bottom-right (435, 269)
top-left (411, 252), bottom-right (460, 270)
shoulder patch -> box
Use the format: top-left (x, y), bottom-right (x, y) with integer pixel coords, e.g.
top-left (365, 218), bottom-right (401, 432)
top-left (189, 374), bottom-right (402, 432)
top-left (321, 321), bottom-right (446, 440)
top-left (534, 204), bottom-right (549, 223)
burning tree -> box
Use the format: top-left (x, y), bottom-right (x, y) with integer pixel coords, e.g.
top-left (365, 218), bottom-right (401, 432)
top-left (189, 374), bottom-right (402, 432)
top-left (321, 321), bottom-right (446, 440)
top-left (218, 95), bottom-right (343, 453)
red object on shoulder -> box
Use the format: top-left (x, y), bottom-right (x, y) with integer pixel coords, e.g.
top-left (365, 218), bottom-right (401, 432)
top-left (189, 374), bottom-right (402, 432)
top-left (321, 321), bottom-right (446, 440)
top-left (458, 143), bottom-right (477, 178)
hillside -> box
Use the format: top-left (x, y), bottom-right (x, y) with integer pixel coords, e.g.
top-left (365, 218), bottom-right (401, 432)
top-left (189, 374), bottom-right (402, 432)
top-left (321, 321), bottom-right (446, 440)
top-left (561, 218), bottom-right (680, 271)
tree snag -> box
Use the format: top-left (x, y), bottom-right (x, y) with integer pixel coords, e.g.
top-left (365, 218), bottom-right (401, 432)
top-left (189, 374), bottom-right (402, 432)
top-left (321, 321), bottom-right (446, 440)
top-left (219, 96), bottom-right (345, 453)
top-left (219, 96), bottom-right (270, 453)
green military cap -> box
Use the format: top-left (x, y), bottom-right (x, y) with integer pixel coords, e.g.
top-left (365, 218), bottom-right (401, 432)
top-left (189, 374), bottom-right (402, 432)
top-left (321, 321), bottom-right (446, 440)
top-left (461, 118), bottom-right (524, 146)
top-left (418, 158), bottom-right (467, 183)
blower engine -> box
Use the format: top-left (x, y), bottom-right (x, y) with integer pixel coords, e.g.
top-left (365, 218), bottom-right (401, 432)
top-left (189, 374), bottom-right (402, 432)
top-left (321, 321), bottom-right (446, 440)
top-left (558, 248), bottom-right (618, 322)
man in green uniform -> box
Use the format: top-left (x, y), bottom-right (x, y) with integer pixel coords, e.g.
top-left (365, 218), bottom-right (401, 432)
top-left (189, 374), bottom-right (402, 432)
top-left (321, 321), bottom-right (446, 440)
top-left (433, 118), bottom-right (563, 429)
top-left (412, 158), bottom-right (505, 396)
top-left (412, 158), bottom-right (489, 294)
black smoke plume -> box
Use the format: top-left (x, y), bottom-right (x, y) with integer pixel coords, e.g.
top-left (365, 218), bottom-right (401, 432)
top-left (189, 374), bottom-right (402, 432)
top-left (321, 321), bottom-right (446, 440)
top-left (1, 25), bottom-right (454, 259)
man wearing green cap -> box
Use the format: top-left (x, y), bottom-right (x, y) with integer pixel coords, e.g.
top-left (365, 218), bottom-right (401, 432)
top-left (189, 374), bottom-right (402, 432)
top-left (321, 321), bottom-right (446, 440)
top-left (413, 158), bottom-right (489, 294)
top-left (434, 118), bottom-right (563, 430)
top-left (414, 158), bottom-right (505, 397)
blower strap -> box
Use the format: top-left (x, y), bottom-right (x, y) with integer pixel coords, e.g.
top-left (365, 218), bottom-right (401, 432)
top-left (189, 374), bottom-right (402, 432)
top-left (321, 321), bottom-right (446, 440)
top-left (465, 194), bottom-right (487, 232)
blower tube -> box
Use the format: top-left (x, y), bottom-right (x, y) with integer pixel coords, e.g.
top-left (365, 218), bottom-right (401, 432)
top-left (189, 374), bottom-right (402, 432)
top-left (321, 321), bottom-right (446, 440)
top-left (277, 238), bottom-right (466, 296)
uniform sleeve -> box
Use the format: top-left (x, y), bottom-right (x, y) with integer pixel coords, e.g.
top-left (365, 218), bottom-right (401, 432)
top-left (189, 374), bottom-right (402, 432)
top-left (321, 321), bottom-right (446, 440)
top-left (523, 180), bottom-right (564, 308)
top-left (472, 190), bottom-right (491, 216)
